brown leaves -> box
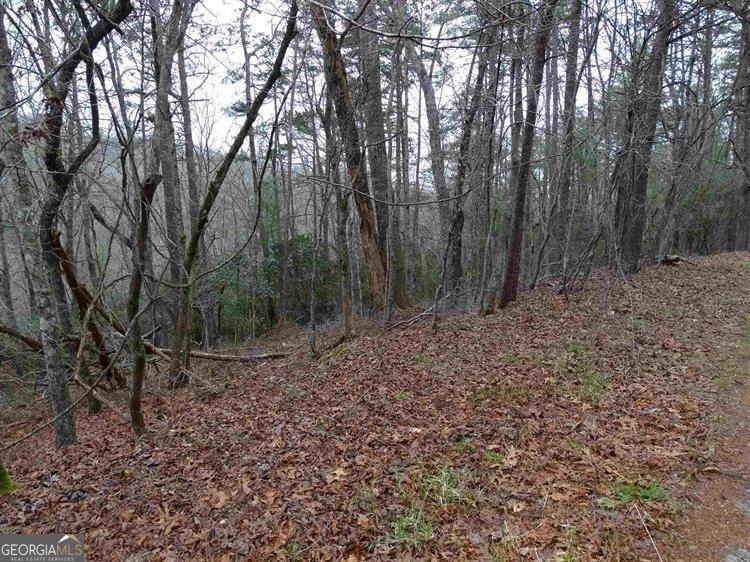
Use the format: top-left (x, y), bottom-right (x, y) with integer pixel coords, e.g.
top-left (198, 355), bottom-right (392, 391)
top-left (156, 504), bottom-right (180, 535)
top-left (324, 466), bottom-right (349, 485)
top-left (207, 490), bottom-right (230, 510)
top-left (2, 254), bottom-right (749, 559)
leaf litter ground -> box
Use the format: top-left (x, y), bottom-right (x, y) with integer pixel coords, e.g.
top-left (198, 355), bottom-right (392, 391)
top-left (1, 253), bottom-right (749, 561)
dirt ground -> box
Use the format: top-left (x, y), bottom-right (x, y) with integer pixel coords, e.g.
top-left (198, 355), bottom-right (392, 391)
top-left (663, 382), bottom-right (750, 561)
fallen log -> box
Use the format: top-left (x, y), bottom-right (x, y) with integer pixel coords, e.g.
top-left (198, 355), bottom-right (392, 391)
top-left (660, 254), bottom-right (697, 266)
top-left (155, 349), bottom-right (289, 362)
top-left (0, 324), bottom-right (287, 365)
top-left (0, 324), bottom-right (42, 351)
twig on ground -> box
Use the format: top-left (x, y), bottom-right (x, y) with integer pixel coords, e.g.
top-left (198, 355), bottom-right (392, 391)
top-left (634, 502), bottom-right (663, 562)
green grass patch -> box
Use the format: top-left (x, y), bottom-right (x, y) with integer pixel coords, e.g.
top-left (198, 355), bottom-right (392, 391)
top-left (560, 340), bottom-right (610, 402)
top-left (566, 439), bottom-right (589, 455)
top-left (531, 353), bottom-right (547, 369)
top-left (454, 437), bottom-right (475, 454)
top-left (316, 417), bottom-right (331, 436)
top-left (282, 383), bottom-right (302, 398)
top-left (717, 318), bottom-right (750, 390)
top-left (569, 341), bottom-right (591, 358)
top-left (557, 551), bottom-right (579, 562)
top-left (421, 466), bottom-right (472, 507)
top-left (353, 485), bottom-right (379, 514)
top-left (483, 450), bottom-right (505, 466)
top-left (577, 368), bottom-right (609, 402)
top-left (489, 542), bottom-right (510, 561)
top-left (392, 504), bottom-right (434, 550)
top-left (625, 317), bottom-right (646, 332)
top-left (286, 540), bottom-right (302, 561)
top-left (609, 481), bottom-right (666, 505)
top-left (413, 354), bottom-right (436, 367)
top-left (555, 524), bottom-right (580, 561)
top-left (505, 353), bottom-right (521, 365)
top-left (741, 319), bottom-right (750, 356)
top-left (471, 384), bottom-right (529, 403)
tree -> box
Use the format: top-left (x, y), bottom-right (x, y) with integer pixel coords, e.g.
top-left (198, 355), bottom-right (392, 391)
top-left (167, 0), bottom-right (298, 381)
top-left (311, 3), bottom-right (388, 311)
top-left (447, 22), bottom-right (495, 293)
top-left (148, 0), bottom-right (195, 288)
top-left (128, 175), bottom-right (162, 435)
top-left (612, 0), bottom-right (677, 273)
top-left (356, 0), bottom-right (390, 254)
top-left (0, 5), bottom-right (38, 319)
top-left (731, 5), bottom-right (750, 250)
top-left (38, 0), bottom-right (135, 447)
top-left (407, 41), bottom-right (451, 241)
top-left (498, 0), bottom-right (560, 309)
top-left (552, 0), bottom-right (582, 269)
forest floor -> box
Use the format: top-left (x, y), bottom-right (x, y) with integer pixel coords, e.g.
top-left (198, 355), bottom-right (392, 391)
top-left (1, 252), bottom-right (749, 561)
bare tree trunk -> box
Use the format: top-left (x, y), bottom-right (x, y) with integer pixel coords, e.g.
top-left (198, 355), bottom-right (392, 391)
top-left (311, 4), bottom-right (388, 311)
top-left (356, 0), bottom-right (389, 252)
top-left (0, 6), bottom-right (38, 317)
top-left (613, 0), bottom-right (676, 273)
top-left (406, 42), bottom-right (451, 241)
top-left (391, 42), bottom-right (410, 309)
top-left (148, 0), bottom-right (194, 288)
top-left (177, 45), bottom-right (216, 348)
top-left (475, 39), bottom-right (504, 307)
top-left (484, 18), bottom-right (526, 312)
top-left (448, 30), bottom-right (493, 294)
top-left (321, 92), bottom-right (352, 336)
top-left (38, 0), bottom-right (135, 447)
top-left (552, 0), bottom-right (582, 268)
top-left (167, 0), bottom-right (297, 378)
top-left (498, 0), bottom-right (559, 308)
top-left (128, 175), bottom-right (162, 435)
top-left (733, 11), bottom-right (750, 250)
top-left (50, 235), bottom-right (125, 388)
top-left (241, 0), bottom-right (276, 328)
top-left (0, 205), bottom-right (16, 329)
top-left (282, 47), bottom-right (298, 320)
top-left (410, 67), bottom-right (423, 295)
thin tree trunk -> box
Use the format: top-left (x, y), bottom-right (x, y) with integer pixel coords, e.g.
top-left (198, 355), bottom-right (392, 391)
top-left (391, 42), bottom-right (410, 309)
top-left (448, 31), bottom-right (493, 294)
top-left (498, 0), bottom-right (560, 308)
top-left (552, 0), bottom-right (582, 269)
top-left (148, 0), bottom-right (193, 288)
top-left (38, 0), bottom-right (135, 447)
top-left (733, 12), bottom-right (750, 249)
top-left (406, 42), bottom-right (451, 241)
top-left (0, 206), bottom-right (16, 329)
top-left (168, 0), bottom-right (297, 377)
top-left (128, 175), bottom-right (162, 435)
top-left (0, 5), bottom-right (38, 317)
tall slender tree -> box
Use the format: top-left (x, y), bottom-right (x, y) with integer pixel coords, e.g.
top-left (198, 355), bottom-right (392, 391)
top-left (311, 3), bottom-right (388, 311)
top-left (498, 0), bottom-right (560, 308)
top-left (612, 0), bottom-right (677, 273)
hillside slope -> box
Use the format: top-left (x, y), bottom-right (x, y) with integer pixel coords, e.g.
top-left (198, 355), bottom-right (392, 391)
top-left (2, 253), bottom-right (749, 561)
